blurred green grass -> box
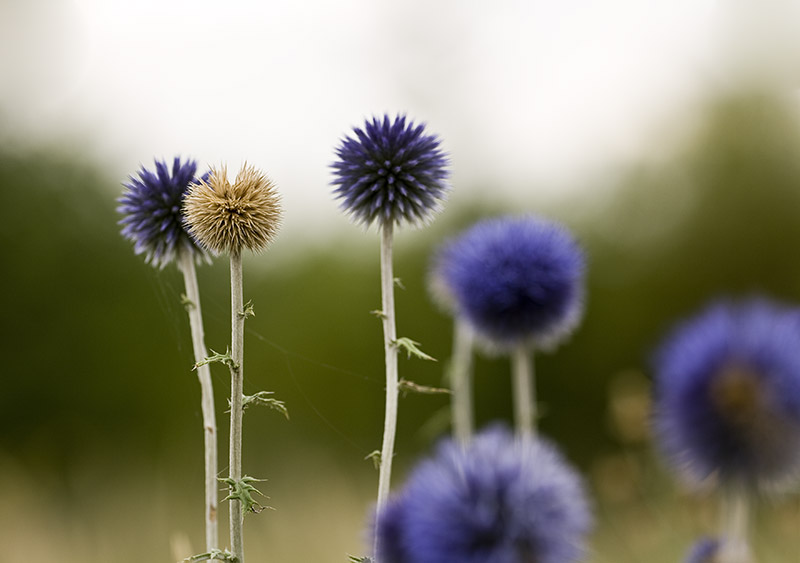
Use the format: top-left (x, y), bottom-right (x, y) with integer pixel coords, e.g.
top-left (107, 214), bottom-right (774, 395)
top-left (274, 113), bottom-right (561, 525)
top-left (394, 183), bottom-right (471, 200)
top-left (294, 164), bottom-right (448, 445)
top-left (2, 87), bottom-right (800, 561)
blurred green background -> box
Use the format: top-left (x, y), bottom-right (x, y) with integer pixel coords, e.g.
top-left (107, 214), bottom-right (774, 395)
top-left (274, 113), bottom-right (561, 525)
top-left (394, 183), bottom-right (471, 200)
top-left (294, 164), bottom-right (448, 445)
top-left (2, 86), bottom-right (800, 562)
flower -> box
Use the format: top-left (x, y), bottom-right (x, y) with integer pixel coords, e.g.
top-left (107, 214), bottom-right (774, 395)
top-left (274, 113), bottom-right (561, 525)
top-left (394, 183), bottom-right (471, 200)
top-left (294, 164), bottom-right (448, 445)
top-left (435, 216), bottom-right (585, 351)
top-left (331, 114), bottom-right (449, 228)
top-left (654, 299), bottom-right (800, 489)
top-left (375, 426), bottom-right (592, 563)
top-left (683, 538), bottom-right (719, 563)
top-left (183, 163), bottom-right (282, 255)
top-left (118, 157), bottom-right (209, 268)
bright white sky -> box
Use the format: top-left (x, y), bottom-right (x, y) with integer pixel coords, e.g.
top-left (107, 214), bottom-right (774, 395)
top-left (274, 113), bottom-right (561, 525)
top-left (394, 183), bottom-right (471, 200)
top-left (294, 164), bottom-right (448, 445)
top-left (2, 0), bottom-right (797, 242)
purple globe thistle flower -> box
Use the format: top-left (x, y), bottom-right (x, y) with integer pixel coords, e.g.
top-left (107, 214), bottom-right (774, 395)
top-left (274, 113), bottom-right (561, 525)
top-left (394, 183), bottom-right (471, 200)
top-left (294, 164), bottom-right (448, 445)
top-left (375, 425), bottom-right (592, 563)
top-left (118, 157), bottom-right (209, 268)
top-left (436, 216), bottom-right (585, 351)
top-left (654, 299), bottom-right (800, 489)
top-left (683, 537), bottom-right (720, 563)
top-left (331, 114), bottom-right (450, 228)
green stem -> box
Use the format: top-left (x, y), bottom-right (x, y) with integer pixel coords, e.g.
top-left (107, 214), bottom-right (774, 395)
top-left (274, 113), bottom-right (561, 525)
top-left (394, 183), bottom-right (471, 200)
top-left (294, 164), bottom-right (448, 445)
top-left (512, 346), bottom-right (536, 438)
top-left (178, 251), bottom-right (219, 556)
top-left (450, 319), bottom-right (474, 446)
top-left (375, 222), bottom-right (399, 556)
top-left (719, 486), bottom-right (752, 563)
top-left (229, 251), bottom-right (245, 563)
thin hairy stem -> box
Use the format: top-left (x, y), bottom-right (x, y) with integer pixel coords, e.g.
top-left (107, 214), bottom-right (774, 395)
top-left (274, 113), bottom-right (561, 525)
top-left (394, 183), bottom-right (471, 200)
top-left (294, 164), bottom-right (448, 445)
top-left (229, 251), bottom-right (245, 563)
top-left (450, 319), bottom-right (475, 446)
top-left (178, 251), bottom-right (219, 556)
top-left (375, 222), bottom-right (399, 557)
top-left (719, 486), bottom-right (752, 563)
top-left (512, 346), bottom-right (536, 439)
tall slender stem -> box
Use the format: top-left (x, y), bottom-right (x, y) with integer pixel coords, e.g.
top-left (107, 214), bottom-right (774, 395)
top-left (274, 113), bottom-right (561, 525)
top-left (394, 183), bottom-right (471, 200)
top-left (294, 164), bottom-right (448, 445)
top-left (375, 223), bottom-right (399, 555)
top-left (450, 319), bottom-right (474, 446)
top-left (229, 251), bottom-right (245, 563)
top-left (512, 345), bottom-right (536, 438)
top-left (177, 251), bottom-right (219, 556)
top-left (719, 486), bottom-right (752, 563)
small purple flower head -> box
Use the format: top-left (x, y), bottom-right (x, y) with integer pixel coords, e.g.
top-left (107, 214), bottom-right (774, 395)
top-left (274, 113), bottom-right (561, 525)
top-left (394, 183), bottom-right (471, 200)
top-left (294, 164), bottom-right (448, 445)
top-left (375, 426), bottom-right (592, 563)
top-left (118, 157), bottom-right (209, 268)
top-left (435, 216), bottom-right (585, 351)
top-left (331, 114), bottom-right (450, 228)
top-left (683, 537), bottom-right (720, 563)
top-left (654, 299), bottom-right (800, 489)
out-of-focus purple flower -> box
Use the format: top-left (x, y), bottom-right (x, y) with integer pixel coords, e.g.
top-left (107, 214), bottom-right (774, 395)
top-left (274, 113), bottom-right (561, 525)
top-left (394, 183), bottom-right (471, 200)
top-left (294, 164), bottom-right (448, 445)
top-left (375, 425), bottom-right (592, 563)
top-left (331, 114), bottom-right (449, 228)
top-left (654, 299), bottom-right (800, 489)
top-left (435, 216), bottom-right (585, 351)
top-left (118, 157), bottom-right (208, 268)
top-left (683, 537), bottom-right (719, 563)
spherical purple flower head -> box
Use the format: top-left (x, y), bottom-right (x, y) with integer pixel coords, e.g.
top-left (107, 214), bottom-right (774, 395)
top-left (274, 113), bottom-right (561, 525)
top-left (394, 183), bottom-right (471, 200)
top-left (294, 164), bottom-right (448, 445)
top-left (331, 114), bottom-right (450, 228)
top-left (375, 426), bottom-right (592, 563)
top-left (437, 216), bottom-right (585, 351)
top-left (118, 157), bottom-right (209, 268)
top-left (683, 537), bottom-right (720, 563)
top-left (654, 299), bottom-right (800, 489)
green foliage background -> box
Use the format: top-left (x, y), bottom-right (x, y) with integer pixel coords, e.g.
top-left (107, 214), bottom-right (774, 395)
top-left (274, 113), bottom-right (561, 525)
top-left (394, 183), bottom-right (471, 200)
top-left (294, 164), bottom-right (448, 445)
top-left (2, 88), bottom-right (800, 561)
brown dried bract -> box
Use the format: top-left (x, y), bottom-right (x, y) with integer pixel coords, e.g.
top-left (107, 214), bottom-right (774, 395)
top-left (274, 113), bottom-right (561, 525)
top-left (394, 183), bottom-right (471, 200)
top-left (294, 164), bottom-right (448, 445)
top-left (184, 164), bottom-right (282, 255)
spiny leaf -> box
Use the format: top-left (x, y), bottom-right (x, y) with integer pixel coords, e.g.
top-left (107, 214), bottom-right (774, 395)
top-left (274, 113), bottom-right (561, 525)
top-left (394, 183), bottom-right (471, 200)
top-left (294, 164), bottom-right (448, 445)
top-left (240, 391), bottom-right (289, 420)
top-left (220, 476), bottom-right (271, 515)
top-left (393, 337), bottom-right (436, 361)
top-left (238, 299), bottom-right (255, 320)
top-left (194, 348), bottom-right (238, 371)
top-left (348, 556), bottom-right (374, 563)
top-left (180, 293), bottom-right (195, 311)
top-left (183, 548), bottom-right (236, 562)
top-left (399, 378), bottom-right (450, 397)
top-left (365, 450), bottom-right (381, 470)
top-left (370, 309), bottom-right (387, 320)
top-left (393, 277), bottom-right (405, 290)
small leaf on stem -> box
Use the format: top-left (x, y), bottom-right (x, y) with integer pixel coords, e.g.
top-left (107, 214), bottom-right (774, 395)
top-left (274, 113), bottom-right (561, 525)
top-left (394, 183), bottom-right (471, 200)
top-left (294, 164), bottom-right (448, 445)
top-left (238, 299), bottom-right (255, 320)
top-left (399, 378), bottom-right (451, 397)
top-left (183, 548), bottom-right (237, 562)
top-left (193, 348), bottom-right (238, 371)
top-left (364, 450), bottom-right (381, 470)
top-left (392, 337), bottom-right (437, 361)
top-left (220, 476), bottom-right (271, 515)
top-left (239, 391), bottom-right (289, 420)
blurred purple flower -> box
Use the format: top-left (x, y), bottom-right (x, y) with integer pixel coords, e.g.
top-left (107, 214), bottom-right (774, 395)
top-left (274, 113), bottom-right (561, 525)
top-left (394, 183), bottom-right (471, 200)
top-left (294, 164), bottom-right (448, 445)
top-left (654, 299), bottom-right (800, 488)
top-left (331, 114), bottom-right (449, 228)
top-left (683, 537), bottom-right (719, 563)
top-left (375, 425), bottom-right (592, 563)
top-left (118, 157), bottom-right (208, 268)
top-left (435, 216), bottom-right (585, 350)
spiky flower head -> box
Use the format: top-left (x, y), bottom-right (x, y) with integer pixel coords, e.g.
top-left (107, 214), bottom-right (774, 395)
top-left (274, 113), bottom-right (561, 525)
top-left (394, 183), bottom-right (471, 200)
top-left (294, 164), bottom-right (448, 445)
top-left (183, 163), bottom-right (282, 255)
top-left (331, 114), bottom-right (449, 228)
top-left (654, 299), bottom-right (800, 489)
top-left (375, 425), bottom-right (592, 563)
top-left (435, 215), bottom-right (585, 351)
top-left (117, 157), bottom-right (209, 268)
top-left (683, 538), bottom-right (720, 563)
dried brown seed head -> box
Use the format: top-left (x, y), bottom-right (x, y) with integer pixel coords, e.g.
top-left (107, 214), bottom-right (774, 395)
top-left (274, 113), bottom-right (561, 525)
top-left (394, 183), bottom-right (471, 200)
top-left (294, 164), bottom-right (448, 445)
top-left (184, 163), bottom-right (282, 255)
